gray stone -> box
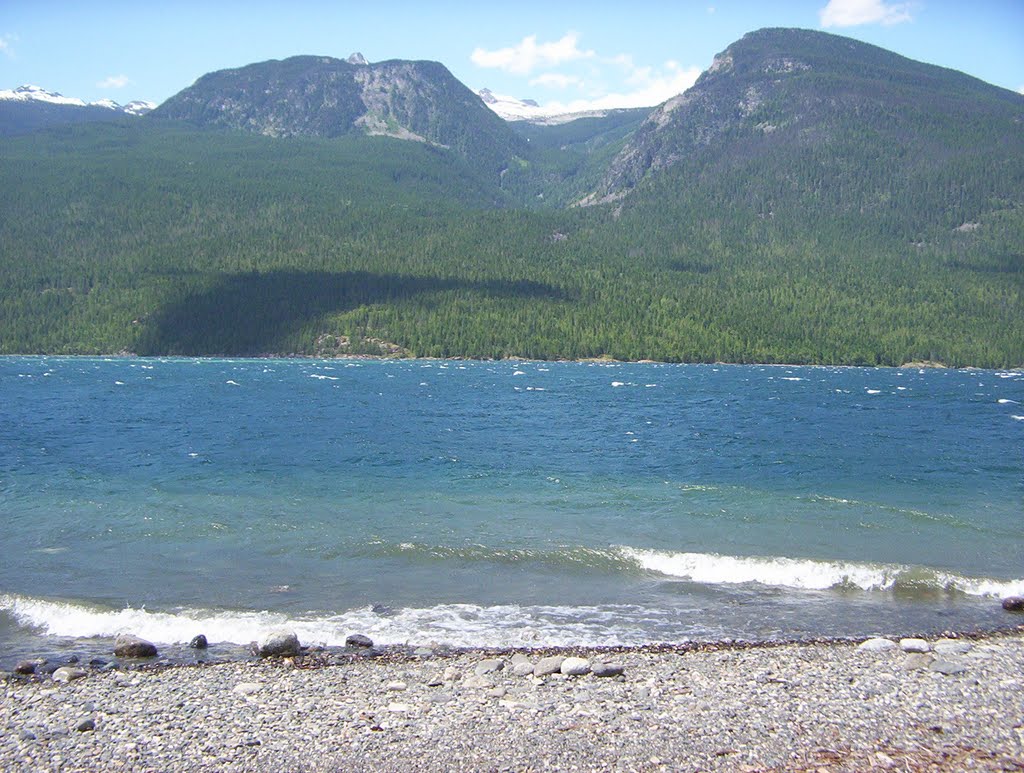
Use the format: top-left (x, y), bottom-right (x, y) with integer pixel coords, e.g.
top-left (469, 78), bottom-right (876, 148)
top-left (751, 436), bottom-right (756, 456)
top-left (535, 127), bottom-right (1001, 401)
top-left (592, 662), bottom-right (626, 678)
top-left (52, 666), bottom-right (89, 683)
top-left (386, 680), bottom-right (407, 691)
top-left (76, 718), bottom-right (95, 732)
top-left (114, 634), bottom-right (158, 658)
top-left (346, 633), bottom-right (373, 648)
top-left (1001, 596), bottom-right (1024, 611)
top-left (413, 647), bottom-right (434, 657)
top-left (512, 661), bottom-right (535, 676)
top-left (232, 682), bottom-right (263, 696)
top-left (256, 629), bottom-right (301, 657)
top-left (933, 640), bottom-right (973, 656)
top-left (899, 638), bottom-right (930, 653)
top-left (486, 686), bottom-right (507, 698)
top-left (461, 674), bottom-right (494, 689)
top-left (510, 653), bottom-right (532, 666)
top-left (189, 634), bottom-right (208, 649)
top-left (929, 659), bottom-right (967, 675)
top-left (902, 653), bottom-right (935, 671)
top-left (560, 657), bottom-right (591, 676)
top-left (14, 660), bottom-right (38, 675)
top-left (857, 637), bottom-right (898, 652)
top-left (474, 658), bottom-right (504, 676)
top-left (534, 655), bottom-right (566, 676)
top-left (442, 666), bottom-right (461, 682)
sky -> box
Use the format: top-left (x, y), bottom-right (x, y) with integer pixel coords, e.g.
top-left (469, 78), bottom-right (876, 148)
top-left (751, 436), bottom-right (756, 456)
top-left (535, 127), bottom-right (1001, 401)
top-left (2, 0), bottom-right (1022, 110)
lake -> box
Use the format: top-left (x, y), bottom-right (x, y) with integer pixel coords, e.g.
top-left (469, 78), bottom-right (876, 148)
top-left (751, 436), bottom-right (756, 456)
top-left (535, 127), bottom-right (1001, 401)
top-left (1, 357), bottom-right (1021, 666)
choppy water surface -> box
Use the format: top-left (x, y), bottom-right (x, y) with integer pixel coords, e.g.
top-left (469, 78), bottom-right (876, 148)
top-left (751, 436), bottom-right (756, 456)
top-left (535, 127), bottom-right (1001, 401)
top-left (1, 357), bottom-right (1021, 665)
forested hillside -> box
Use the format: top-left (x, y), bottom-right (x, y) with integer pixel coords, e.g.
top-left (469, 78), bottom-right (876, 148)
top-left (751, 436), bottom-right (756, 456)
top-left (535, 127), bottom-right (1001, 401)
top-left (0, 29), bottom-right (1021, 366)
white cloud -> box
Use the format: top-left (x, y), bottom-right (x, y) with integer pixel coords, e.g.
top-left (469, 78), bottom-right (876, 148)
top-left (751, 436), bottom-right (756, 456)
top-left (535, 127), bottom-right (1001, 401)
top-left (543, 61), bottom-right (701, 113)
top-left (819, 0), bottom-right (915, 27)
top-left (0, 34), bottom-right (15, 58)
top-left (529, 73), bottom-right (581, 89)
top-left (97, 74), bottom-right (131, 89)
top-left (473, 31), bottom-right (702, 113)
top-left (471, 32), bottom-right (594, 75)
top-left (1018, 85), bottom-right (1024, 95)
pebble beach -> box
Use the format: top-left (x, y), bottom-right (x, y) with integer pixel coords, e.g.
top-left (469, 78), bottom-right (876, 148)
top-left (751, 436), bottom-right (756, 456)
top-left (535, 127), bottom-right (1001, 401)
top-left (3, 629), bottom-right (1024, 772)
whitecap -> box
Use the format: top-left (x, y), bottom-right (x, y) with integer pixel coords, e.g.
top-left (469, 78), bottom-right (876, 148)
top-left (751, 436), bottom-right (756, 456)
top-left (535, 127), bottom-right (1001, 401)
top-left (616, 547), bottom-right (1024, 597)
top-left (865, 389), bottom-right (882, 394)
top-left (0, 594), bottom-right (696, 649)
top-left (997, 398), bottom-right (1019, 404)
top-left (225, 380), bottom-right (239, 386)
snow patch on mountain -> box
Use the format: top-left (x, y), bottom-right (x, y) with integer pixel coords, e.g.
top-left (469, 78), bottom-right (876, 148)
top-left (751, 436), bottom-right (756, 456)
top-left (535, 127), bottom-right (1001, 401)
top-left (0, 84), bottom-right (155, 114)
top-left (478, 88), bottom-right (616, 125)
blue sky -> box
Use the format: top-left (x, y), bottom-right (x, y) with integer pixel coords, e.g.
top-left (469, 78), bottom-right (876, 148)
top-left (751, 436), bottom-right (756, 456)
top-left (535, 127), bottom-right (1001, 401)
top-left (2, 0), bottom-right (1022, 108)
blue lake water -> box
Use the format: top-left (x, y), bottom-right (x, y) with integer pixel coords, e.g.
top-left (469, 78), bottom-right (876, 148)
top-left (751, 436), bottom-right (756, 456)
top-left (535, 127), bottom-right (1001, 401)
top-left (1, 357), bottom-right (1022, 665)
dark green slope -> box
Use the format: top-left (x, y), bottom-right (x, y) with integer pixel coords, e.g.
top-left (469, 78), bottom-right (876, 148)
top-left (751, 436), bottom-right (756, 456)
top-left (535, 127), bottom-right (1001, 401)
top-left (589, 28), bottom-right (1024, 205)
top-left (0, 101), bottom-right (138, 137)
top-left (503, 108), bottom-right (650, 207)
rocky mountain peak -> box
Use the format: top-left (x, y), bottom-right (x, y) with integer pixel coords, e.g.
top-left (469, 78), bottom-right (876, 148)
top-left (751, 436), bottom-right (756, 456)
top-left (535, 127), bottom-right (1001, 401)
top-left (580, 27), bottom-right (1023, 205)
top-left (150, 55), bottom-right (525, 173)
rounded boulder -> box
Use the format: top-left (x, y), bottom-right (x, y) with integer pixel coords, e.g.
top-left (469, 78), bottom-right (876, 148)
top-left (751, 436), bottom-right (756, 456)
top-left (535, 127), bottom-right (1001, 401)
top-left (114, 635), bottom-right (158, 658)
top-left (256, 629), bottom-right (301, 658)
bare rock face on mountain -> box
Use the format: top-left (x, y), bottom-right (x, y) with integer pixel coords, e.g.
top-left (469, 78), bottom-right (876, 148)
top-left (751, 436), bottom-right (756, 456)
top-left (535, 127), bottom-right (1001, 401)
top-left (150, 55), bottom-right (525, 174)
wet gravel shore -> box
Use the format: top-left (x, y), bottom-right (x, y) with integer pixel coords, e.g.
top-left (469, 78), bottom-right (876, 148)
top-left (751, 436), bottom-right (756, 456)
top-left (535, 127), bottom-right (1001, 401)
top-left (3, 631), bottom-right (1024, 771)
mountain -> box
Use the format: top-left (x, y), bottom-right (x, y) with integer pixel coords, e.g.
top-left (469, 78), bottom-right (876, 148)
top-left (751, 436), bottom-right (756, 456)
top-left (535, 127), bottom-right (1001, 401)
top-left (0, 29), bottom-right (1021, 366)
top-left (0, 85), bottom-right (155, 135)
top-left (582, 28), bottom-right (1024, 206)
top-left (151, 55), bottom-right (526, 175)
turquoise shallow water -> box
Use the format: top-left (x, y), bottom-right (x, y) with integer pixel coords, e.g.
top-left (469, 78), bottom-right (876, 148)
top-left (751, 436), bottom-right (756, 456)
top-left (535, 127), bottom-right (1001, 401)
top-left (1, 357), bottom-right (1021, 664)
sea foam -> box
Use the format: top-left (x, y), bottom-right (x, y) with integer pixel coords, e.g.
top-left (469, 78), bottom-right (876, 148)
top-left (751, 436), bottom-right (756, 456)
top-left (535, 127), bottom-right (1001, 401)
top-left (0, 594), bottom-right (669, 648)
top-left (617, 547), bottom-right (1024, 597)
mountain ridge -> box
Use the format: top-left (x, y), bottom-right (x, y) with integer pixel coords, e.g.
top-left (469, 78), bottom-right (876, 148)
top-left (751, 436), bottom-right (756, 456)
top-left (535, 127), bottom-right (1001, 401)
top-left (150, 54), bottom-right (527, 175)
top-left (582, 27), bottom-right (1024, 204)
top-left (0, 84), bottom-right (155, 136)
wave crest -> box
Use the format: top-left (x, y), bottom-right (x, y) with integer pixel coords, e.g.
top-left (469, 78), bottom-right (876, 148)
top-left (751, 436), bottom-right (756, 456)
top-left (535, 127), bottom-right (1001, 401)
top-left (618, 547), bottom-right (1024, 596)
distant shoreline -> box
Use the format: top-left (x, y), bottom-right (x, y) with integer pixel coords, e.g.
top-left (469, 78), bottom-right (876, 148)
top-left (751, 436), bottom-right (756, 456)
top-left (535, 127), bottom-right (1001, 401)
top-left (4, 353), bottom-right (1021, 370)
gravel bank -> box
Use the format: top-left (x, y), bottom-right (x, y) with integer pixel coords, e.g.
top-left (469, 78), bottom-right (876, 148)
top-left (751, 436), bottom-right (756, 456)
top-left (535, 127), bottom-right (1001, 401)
top-left (3, 632), bottom-right (1024, 771)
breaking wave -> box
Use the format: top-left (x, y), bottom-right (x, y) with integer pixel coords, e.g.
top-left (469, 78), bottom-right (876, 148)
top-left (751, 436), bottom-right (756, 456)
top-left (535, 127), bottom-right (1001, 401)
top-left (618, 547), bottom-right (1024, 597)
top-left (0, 594), bottom-right (675, 648)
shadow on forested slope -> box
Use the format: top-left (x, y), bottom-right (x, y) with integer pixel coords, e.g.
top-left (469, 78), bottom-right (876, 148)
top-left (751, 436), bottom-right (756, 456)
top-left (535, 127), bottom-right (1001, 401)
top-left (134, 270), bottom-right (569, 356)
